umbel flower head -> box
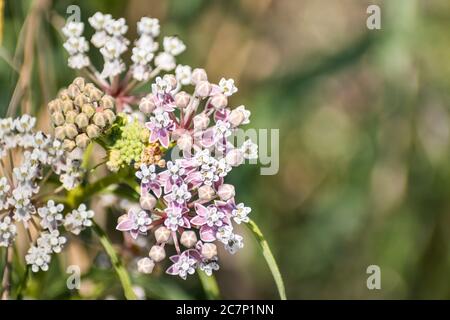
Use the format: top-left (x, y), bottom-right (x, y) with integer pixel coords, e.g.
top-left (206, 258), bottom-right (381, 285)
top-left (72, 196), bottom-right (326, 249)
top-left (48, 77), bottom-right (116, 151)
top-left (113, 68), bottom-right (258, 280)
top-left (62, 13), bottom-right (186, 111)
top-left (0, 115), bottom-right (95, 272)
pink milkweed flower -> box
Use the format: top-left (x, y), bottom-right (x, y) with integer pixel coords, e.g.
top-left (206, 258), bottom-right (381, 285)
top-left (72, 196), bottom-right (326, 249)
top-left (191, 203), bottom-right (231, 242)
top-left (116, 208), bottom-right (152, 239)
top-left (166, 249), bottom-right (201, 279)
top-left (163, 202), bottom-right (190, 232)
top-left (145, 110), bottom-right (174, 148)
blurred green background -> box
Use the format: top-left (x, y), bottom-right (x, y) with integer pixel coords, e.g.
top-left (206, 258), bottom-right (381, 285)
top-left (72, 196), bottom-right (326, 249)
top-left (2, 0), bottom-right (450, 299)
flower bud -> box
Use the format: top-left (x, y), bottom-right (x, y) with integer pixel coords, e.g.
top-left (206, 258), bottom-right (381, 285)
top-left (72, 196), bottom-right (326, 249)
top-left (51, 112), bottom-right (65, 126)
top-left (54, 126), bottom-right (65, 140)
top-left (62, 100), bottom-right (74, 113)
top-left (193, 113), bottom-right (210, 130)
top-left (82, 104), bottom-right (95, 118)
top-left (86, 124), bottom-right (100, 139)
top-left (198, 185), bottom-right (215, 201)
top-left (75, 113), bottom-right (89, 129)
top-left (210, 94), bottom-right (228, 110)
top-left (100, 95), bottom-right (115, 110)
top-left (226, 149), bottom-right (244, 167)
top-left (103, 109), bottom-right (116, 125)
top-left (163, 74), bottom-right (177, 88)
top-left (154, 226), bottom-right (171, 243)
top-left (73, 77), bottom-right (85, 91)
top-left (177, 134), bottom-right (192, 151)
top-left (48, 99), bottom-right (62, 113)
top-left (69, 147), bottom-right (84, 160)
top-left (195, 81), bottom-right (211, 98)
top-left (88, 87), bottom-right (103, 101)
top-left (63, 139), bottom-right (76, 151)
top-left (201, 243), bottom-right (217, 260)
top-left (64, 123), bottom-right (78, 139)
top-left (140, 194), bottom-right (156, 211)
top-left (65, 110), bottom-right (78, 124)
top-left (75, 133), bottom-right (90, 149)
top-left (149, 245), bottom-right (166, 262)
top-left (139, 95), bottom-right (156, 114)
top-left (137, 257), bottom-right (155, 274)
top-left (228, 109), bottom-right (245, 127)
top-left (217, 184), bottom-right (235, 201)
top-left (93, 112), bottom-right (106, 128)
top-left (67, 84), bottom-right (81, 99)
top-left (191, 68), bottom-right (208, 85)
top-left (174, 91), bottom-right (190, 109)
top-left (73, 94), bottom-right (88, 107)
top-left (180, 231), bottom-right (197, 248)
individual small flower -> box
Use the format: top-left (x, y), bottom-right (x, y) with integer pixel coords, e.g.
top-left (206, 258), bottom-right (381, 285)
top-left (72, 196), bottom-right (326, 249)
top-left (88, 12), bottom-right (112, 31)
top-left (165, 183), bottom-right (192, 205)
top-left (240, 139), bottom-right (258, 159)
top-left (146, 110), bottom-right (174, 148)
top-left (175, 65), bottom-right (192, 86)
top-left (166, 250), bottom-right (200, 280)
top-left (38, 200), bottom-right (64, 230)
top-left (37, 230), bottom-right (67, 254)
top-left (154, 52), bottom-right (176, 71)
top-left (137, 17), bottom-right (160, 37)
top-left (199, 257), bottom-right (220, 276)
top-left (25, 245), bottom-right (51, 272)
top-left (62, 21), bottom-right (84, 38)
top-left (0, 216), bottom-right (17, 247)
top-left (64, 204), bottom-right (95, 235)
top-left (163, 36), bottom-right (186, 56)
top-left (219, 78), bottom-right (238, 96)
top-left (231, 203), bottom-right (251, 224)
top-left (135, 164), bottom-right (157, 184)
top-left (163, 203), bottom-right (190, 232)
top-left (116, 208), bottom-right (152, 239)
top-left (216, 225), bottom-right (244, 254)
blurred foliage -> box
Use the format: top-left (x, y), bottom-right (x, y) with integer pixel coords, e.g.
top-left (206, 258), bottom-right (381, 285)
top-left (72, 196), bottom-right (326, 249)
top-left (2, 0), bottom-right (450, 299)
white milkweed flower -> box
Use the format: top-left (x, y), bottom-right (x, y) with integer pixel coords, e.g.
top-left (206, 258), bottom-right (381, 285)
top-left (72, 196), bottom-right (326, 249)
top-left (137, 17), bottom-right (160, 37)
top-left (37, 230), bottom-right (67, 254)
top-left (88, 12), bottom-right (112, 31)
top-left (64, 204), bottom-right (95, 235)
top-left (219, 78), bottom-right (238, 96)
top-left (62, 21), bottom-right (84, 38)
top-left (38, 200), bottom-right (65, 230)
top-left (163, 36), bottom-right (186, 56)
top-left (175, 65), bottom-right (192, 86)
top-left (25, 245), bottom-right (51, 272)
top-left (0, 216), bottom-right (17, 247)
top-left (154, 52), bottom-right (176, 71)
top-left (240, 139), bottom-right (258, 160)
top-left (231, 203), bottom-right (251, 224)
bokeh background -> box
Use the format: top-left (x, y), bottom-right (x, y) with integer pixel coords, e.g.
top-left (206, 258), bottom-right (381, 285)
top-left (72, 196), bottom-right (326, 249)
top-left (1, 0), bottom-right (450, 299)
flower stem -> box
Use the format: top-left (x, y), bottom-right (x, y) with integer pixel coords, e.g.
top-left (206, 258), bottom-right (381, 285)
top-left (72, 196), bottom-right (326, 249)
top-left (198, 270), bottom-right (220, 300)
top-left (92, 222), bottom-right (137, 300)
top-left (246, 219), bottom-right (287, 300)
top-left (1, 246), bottom-right (13, 300)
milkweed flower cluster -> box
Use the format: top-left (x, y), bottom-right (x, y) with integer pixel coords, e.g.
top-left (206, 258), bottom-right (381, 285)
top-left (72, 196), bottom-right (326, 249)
top-left (114, 68), bottom-right (258, 279)
top-left (62, 13), bottom-right (186, 111)
top-left (0, 116), bottom-right (95, 272)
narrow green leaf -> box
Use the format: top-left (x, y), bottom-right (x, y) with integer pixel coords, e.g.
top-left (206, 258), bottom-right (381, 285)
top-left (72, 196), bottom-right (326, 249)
top-left (198, 270), bottom-right (220, 300)
top-left (246, 219), bottom-right (287, 300)
top-left (92, 222), bottom-right (137, 300)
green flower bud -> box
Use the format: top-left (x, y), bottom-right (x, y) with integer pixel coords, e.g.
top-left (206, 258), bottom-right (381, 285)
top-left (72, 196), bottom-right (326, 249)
top-left (75, 113), bottom-right (89, 129)
top-left (86, 124), bottom-right (100, 139)
top-left (64, 123), bottom-right (78, 139)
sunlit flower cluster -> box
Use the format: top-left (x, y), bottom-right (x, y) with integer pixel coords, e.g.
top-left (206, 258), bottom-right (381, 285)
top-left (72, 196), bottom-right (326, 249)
top-left (114, 68), bottom-right (258, 280)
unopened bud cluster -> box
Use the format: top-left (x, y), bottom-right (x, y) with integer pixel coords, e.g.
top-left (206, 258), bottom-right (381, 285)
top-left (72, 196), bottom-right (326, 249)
top-left (48, 77), bottom-right (116, 151)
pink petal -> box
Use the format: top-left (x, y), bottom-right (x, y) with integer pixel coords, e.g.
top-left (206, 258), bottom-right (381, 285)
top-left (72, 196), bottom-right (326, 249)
top-left (149, 129), bottom-right (159, 143)
top-left (194, 203), bottom-right (208, 217)
top-left (116, 219), bottom-right (134, 231)
top-left (159, 130), bottom-right (170, 148)
top-left (190, 215), bottom-right (206, 226)
top-left (166, 265), bottom-right (179, 275)
top-left (200, 226), bottom-right (216, 242)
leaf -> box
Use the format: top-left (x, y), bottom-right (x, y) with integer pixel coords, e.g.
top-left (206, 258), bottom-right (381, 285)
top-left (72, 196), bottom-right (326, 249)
top-left (246, 219), bottom-right (287, 300)
top-left (92, 222), bottom-right (137, 300)
top-left (198, 270), bottom-right (220, 300)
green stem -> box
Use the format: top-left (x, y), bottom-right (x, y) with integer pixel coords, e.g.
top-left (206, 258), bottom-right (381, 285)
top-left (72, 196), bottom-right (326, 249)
top-left (246, 219), bottom-right (287, 300)
top-left (92, 222), bottom-right (137, 300)
top-left (198, 270), bottom-right (220, 299)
